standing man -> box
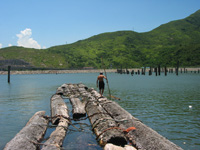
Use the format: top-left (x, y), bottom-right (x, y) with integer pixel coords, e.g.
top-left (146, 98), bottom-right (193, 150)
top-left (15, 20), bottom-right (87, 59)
top-left (96, 72), bottom-right (107, 97)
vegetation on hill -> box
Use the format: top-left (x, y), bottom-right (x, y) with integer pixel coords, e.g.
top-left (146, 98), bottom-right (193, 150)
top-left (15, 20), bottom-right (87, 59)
top-left (0, 10), bottom-right (200, 70)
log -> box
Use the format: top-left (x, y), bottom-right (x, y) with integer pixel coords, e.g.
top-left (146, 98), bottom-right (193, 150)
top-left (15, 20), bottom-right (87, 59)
top-left (61, 83), bottom-right (74, 97)
top-left (41, 118), bottom-right (69, 150)
top-left (56, 87), bottom-right (64, 95)
top-left (63, 84), bottom-right (80, 98)
top-left (43, 94), bottom-right (70, 150)
top-left (69, 95), bottom-right (86, 118)
top-left (85, 97), bottom-right (127, 146)
top-left (4, 111), bottom-right (49, 150)
top-left (100, 100), bottom-right (183, 150)
top-left (104, 143), bottom-right (137, 150)
top-left (51, 94), bottom-right (69, 125)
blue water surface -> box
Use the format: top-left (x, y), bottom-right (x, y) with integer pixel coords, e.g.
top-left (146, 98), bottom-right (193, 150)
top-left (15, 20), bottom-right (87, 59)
top-left (0, 72), bottom-right (200, 150)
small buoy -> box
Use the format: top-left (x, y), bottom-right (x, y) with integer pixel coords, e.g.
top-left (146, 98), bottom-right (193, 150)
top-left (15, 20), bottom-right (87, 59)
top-left (189, 105), bottom-right (192, 109)
top-left (183, 142), bottom-right (186, 144)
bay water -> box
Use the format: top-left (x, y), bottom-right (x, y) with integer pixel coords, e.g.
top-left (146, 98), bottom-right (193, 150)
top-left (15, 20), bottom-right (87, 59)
top-left (0, 72), bottom-right (199, 150)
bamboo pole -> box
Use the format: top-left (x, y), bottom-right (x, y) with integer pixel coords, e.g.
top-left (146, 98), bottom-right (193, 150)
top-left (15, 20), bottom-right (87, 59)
top-left (101, 57), bottom-right (111, 99)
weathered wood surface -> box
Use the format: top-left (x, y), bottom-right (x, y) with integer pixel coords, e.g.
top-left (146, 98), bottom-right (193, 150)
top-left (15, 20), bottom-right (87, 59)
top-left (4, 111), bottom-right (48, 150)
top-left (104, 143), bottom-right (137, 150)
top-left (42, 93), bottom-right (70, 150)
top-left (85, 96), bottom-right (127, 146)
top-left (88, 88), bottom-right (183, 150)
top-left (65, 83), bottom-right (182, 150)
top-left (101, 100), bottom-right (183, 150)
top-left (69, 95), bottom-right (86, 118)
top-left (51, 94), bottom-right (69, 125)
top-left (41, 118), bottom-right (69, 150)
top-left (61, 83), bottom-right (87, 118)
top-left (56, 86), bottom-right (64, 95)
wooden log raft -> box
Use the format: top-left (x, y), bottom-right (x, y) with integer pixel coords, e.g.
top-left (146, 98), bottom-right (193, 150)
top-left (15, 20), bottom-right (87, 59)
top-left (89, 88), bottom-right (183, 150)
top-left (42, 94), bottom-right (70, 150)
top-left (4, 111), bottom-right (49, 150)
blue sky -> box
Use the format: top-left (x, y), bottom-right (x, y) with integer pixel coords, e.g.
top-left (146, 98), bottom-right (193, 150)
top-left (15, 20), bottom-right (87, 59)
top-left (0, 0), bottom-right (199, 49)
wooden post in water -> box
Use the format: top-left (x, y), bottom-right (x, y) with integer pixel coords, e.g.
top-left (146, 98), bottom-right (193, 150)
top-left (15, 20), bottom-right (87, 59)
top-left (149, 67), bottom-right (152, 76)
top-left (8, 66), bottom-right (11, 83)
top-left (131, 70), bottom-right (134, 76)
top-left (165, 66), bottom-right (167, 76)
top-left (158, 65), bottom-right (161, 76)
top-left (176, 61), bottom-right (179, 76)
top-left (154, 67), bottom-right (157, 76)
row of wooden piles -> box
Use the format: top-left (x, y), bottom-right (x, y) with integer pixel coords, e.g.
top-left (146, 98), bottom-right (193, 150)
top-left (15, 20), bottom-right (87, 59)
top-left (4, 83), bottom-right (183, 150)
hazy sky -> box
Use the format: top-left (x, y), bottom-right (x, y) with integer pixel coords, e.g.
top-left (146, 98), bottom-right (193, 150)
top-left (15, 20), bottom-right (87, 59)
top-left (0, 0), bottom-right (199, 49)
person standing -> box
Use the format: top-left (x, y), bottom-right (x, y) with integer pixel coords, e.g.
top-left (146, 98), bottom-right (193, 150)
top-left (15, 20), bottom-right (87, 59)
top-left (96, 72), bottom-right (107, 97)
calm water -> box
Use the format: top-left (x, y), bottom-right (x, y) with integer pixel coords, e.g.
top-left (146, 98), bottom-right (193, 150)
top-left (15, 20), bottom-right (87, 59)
top-left (0, 72), bottom-right (200, 150)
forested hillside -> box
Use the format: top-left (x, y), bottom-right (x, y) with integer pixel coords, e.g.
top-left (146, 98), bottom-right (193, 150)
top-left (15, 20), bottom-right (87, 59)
top-left (0, 10), bottom-right (200, 70)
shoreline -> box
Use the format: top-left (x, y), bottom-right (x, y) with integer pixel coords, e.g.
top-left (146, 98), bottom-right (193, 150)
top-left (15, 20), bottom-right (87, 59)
top-left (0, 67), bottom-right (199, 75)
top-left (0, 69), bottom-right (116, 75)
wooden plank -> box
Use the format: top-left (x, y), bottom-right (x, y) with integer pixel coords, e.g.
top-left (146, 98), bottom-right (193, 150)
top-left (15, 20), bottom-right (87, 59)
top-left (4, 111), bottom-right (49, 150)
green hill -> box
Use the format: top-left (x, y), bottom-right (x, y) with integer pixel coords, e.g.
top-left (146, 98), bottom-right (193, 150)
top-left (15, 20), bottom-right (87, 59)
top-left (1, 9), bottom-right (200, 70)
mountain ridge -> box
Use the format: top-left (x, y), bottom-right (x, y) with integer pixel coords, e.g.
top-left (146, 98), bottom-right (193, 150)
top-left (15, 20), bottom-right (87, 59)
top-left (0, 9), bottom-right (200, 70)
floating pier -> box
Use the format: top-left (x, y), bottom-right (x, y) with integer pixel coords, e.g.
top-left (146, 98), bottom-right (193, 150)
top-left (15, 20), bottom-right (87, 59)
top-left (4, 83), bottom-right (183, 150)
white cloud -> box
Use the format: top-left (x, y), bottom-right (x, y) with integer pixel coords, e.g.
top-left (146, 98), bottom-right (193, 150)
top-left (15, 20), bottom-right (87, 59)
top-left (0, 43), bottom-right (2, 49)
top-left (16, 28), bottom-right (41, 49)
top-left (8, 44), bottom-right (12, 47)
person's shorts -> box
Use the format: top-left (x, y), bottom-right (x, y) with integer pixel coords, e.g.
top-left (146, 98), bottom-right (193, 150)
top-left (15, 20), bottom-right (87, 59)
top-left (99, 81), bottom-right (105, 90)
